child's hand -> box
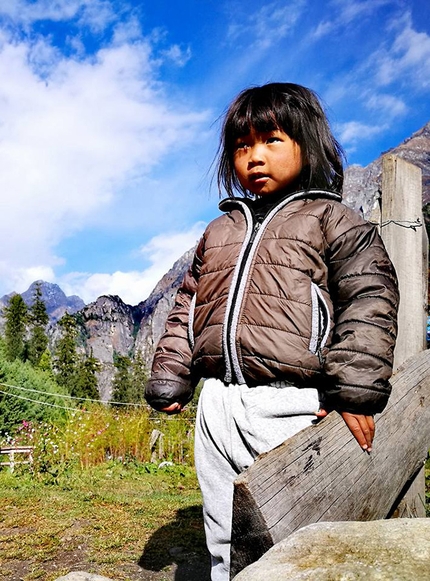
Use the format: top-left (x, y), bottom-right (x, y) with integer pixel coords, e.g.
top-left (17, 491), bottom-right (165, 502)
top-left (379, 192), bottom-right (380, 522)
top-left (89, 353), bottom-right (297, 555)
top-left (160, 402), bottom-right (183, 415)
top-left (315, 409), bottom-right (375, 452)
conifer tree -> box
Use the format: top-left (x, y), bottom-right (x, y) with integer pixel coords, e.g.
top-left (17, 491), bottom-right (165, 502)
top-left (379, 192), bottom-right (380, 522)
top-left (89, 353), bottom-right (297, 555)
top-left (3, 294), bottom-right (28, 362)
top-left (75, 350), bottom-right (100, 400)
top-left (28, 283), bottom-right (49, 366)
top-left (130, 351), bottom-right (148, 403)
top-left (111, 354), bottom-right (132, 405)
top-left (54, 313), bottom-right (79, 394)
top-left (38, 348), bottom-right (54, 375)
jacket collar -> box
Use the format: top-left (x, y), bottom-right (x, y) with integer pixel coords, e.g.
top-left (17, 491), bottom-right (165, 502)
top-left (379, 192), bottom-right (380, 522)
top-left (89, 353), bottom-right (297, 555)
top-left (219, 189), bottom-right (342, 213)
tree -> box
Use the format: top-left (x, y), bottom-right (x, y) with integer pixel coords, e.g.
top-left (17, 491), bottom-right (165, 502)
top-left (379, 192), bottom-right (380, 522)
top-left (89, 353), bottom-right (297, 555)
top-left (111, 354), bottom-right (132, 405)
top-left (38, 348), bottom-right (54, 375)
top-left (27, 283), bottom-right (49, 366)
top-left (130, 351), bottom-right (148, 403)
top-left (3, 294), bottom-right (28, 362)
top-left (0, 336), bottom-right (70, 435)
top-left (75, 350), bottom-right (100, 400)
top-left (110, 351), bottom-right (148, 406)
top-left (54, 313), bottom-right (79, 394)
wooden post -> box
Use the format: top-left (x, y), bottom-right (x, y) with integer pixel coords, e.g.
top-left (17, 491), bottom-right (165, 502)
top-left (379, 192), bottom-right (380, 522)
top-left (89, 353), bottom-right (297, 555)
top-left (381, 155), bottom-right (428, 365)
top-left (380, 155), bottom-right (428, 517)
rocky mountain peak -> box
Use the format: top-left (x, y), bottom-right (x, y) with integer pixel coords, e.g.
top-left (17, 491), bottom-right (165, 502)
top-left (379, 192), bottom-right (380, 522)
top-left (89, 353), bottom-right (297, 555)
top-left (343, 120), bottom-right (430, 217)
top-left (80, 294), bottom-right (138, 322)
top-left (0, 280), bottom-right (85, 324)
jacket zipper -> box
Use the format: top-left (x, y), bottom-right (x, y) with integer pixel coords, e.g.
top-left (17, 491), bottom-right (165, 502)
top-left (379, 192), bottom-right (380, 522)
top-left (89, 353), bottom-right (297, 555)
top-left (225, 219), bottom-right (261, 384)
top-left (309, 282), bottom-right (330, 366)
top-left (221, 189), bottom-right (341, 384)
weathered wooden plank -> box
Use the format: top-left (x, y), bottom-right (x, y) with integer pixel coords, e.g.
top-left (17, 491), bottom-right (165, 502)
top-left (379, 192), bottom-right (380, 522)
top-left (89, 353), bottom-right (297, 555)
top-left (230, 349), bottom-right (430, 578)
top-left (380, 155), bottom-right (428, 517)
top-left (381, 154), bottom-right (427, 368)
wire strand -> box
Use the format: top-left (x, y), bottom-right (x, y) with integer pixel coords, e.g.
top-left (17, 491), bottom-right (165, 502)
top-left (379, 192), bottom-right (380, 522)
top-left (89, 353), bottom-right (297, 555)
top-left (0, 382), bottom-right (146, 407)
top-left (0, 381), bottom-right (198, 410)
top-left (0, 386), bottom-right (196, 421)
top-left (370, 217), bottom-right (423, 231)
top-left (0, 388), bottom-right (85, 413)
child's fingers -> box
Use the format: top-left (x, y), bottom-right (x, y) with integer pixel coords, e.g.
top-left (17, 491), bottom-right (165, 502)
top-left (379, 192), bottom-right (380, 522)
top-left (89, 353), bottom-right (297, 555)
top-left (314, 408), bottom-right (328, 418)
top-left (160, 402), bottom-right (183, 414)
top-left (341, 412), bottom-right (375, 452)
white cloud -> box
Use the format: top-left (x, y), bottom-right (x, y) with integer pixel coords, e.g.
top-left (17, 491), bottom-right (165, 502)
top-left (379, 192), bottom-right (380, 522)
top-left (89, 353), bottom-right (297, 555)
top-left (312, 0), bottom-right (395, 39)
top-left (0, 262), bottom-right (57, 298)
top-left (0, 28), bottom-right (208, 295)
top-left (60, 223), bottom-right (206, 304)
top-left (365, 93), bottom-right (407, 117)
top-left (336, 121), bottom-right (386, 147)
top-left (0, 0), bottom-right (117, 31)
top-left (227, 0), bottom-right (306, 50)
top-left (374, 12), bottom-right (430, 89)
top-left (162, 44), bottom-right (192, 67)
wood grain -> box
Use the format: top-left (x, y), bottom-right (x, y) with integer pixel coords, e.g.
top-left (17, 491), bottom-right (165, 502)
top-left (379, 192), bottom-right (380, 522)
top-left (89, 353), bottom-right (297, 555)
top-left (230, 349), bottom-right (430, 578)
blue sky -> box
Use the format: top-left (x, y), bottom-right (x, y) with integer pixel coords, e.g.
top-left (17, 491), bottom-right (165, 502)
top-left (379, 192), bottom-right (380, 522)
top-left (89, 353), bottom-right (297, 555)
top-left (0, 0), bottom-right (428, 305)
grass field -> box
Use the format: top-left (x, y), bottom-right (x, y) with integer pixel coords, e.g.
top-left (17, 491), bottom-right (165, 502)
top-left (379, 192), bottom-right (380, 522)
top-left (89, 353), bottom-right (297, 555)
top-left (0, 402), bottom-right (429, 581)
top-left (0, 461), bottom-right (210, 581)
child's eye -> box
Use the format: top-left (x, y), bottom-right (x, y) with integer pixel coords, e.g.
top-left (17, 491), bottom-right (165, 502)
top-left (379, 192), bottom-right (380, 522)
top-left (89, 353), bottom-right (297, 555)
top-left (235, 141), bottom-right (249, 150)
top-left (267, 136), bottom-right (281, 143)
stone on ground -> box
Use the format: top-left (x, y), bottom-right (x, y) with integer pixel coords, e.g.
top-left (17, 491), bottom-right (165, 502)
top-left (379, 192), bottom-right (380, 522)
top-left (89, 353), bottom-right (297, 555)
top-left (54, 572), bottom-right (114, 581)
top-left (232, 518), bottom-right (430, 580)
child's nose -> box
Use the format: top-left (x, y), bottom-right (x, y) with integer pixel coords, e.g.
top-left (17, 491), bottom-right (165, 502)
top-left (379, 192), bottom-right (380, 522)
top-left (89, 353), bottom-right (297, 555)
top-left (248, 144), bottom-right (265, 166)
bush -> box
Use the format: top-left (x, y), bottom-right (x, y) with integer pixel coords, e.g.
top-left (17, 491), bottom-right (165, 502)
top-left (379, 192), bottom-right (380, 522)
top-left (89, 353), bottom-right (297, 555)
top-left (0, 353), bottom-right (71, 436)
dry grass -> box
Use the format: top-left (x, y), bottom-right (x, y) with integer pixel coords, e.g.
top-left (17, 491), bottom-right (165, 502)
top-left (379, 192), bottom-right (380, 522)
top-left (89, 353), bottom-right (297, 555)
top-left (0, 462), bottom-right (209, 581)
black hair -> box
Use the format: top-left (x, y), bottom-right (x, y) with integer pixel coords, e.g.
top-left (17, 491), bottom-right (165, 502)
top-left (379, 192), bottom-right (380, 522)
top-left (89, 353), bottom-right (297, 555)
top-left (217, 82), bottom-right (345, 197)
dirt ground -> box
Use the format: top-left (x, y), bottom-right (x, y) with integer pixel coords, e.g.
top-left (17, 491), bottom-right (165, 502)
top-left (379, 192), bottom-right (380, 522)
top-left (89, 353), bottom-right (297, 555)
top-left (0, 548), bottom-right (212, 581)
top-left (0, 515), bottom-right (212, 581)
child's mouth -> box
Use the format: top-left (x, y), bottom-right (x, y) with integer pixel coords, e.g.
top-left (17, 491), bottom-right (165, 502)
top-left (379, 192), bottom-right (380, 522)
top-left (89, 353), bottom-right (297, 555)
top-left (249, 173), bottom-right (269, 184)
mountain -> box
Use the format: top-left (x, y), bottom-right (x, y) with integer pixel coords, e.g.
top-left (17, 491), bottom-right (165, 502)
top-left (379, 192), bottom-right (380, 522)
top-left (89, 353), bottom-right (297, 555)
top-left (72, 248), bottom-right (195, 401)
top-left (0, 281), bottom-right (85, 330)
top-left (134, 246), bottom-right (197, 370)
top-left (22, 281), bottom-right (85, 322)
top-left (74, 295), bottom-right (141, 401)
top-left (343, 121), bottom-right (430, 218)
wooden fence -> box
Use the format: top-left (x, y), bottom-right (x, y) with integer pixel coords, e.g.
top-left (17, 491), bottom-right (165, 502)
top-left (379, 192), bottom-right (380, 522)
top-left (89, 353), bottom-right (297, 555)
top-left (230, 155), bottom-right (429, 579)
top-left (0, 446), bottom-right (34, 473)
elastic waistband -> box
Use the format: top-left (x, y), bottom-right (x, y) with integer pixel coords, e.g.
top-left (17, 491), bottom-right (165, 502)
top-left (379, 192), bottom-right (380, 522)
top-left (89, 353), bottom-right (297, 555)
top-left (267, 380), bottom-right (297, 388)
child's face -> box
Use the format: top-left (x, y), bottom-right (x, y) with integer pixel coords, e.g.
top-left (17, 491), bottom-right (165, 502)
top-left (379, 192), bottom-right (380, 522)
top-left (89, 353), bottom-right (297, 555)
top-left (233, 127), bottom-right (302, 196)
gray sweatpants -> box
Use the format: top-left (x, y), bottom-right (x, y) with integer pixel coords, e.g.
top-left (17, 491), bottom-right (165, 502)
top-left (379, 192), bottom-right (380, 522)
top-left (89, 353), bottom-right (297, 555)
top-left (194, 378), bottom-right (320, 581)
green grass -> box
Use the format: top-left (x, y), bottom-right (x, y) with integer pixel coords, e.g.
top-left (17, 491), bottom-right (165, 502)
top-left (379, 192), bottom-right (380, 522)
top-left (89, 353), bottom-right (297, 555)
top-left (0, 461), bottom-right (207, 581)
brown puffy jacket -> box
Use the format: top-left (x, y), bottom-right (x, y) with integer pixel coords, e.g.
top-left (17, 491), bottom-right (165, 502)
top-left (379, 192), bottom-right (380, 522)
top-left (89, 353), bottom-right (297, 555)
top-left (145, 190), bottom-right (399, 415)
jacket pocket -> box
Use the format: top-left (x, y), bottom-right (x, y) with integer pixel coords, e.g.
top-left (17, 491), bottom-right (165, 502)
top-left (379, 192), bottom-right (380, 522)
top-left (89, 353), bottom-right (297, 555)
top-left (309, 282), bottom-right (330, 361)
top-left (188, 293), bottom-right (196, 350)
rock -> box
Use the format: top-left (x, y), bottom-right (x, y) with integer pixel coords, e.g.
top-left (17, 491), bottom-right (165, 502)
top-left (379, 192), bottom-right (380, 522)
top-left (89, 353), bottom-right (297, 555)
top-left (232, 518), bottom-right (430, 580)
top-left (21, 280), bottom-right (85, 323)
top-left (134, 246), bottom-right (196, 367)
top-left (54, 573), bottom-right (114, 581)
top-left (77, 294), bottom-right (139, 400)
top-left (343, 121), bottom-right (430, 218)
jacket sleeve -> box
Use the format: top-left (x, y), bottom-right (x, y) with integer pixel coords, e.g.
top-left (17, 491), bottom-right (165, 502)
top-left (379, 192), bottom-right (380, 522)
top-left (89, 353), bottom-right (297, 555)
top-left (145, 236), bottom-right (204, 411)
top-left (321, 205), bottom-right (400, 415)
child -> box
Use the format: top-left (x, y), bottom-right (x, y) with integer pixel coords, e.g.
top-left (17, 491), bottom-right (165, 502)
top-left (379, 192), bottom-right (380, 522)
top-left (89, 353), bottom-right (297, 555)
top-left (145, 82), bottom-right (399, 581)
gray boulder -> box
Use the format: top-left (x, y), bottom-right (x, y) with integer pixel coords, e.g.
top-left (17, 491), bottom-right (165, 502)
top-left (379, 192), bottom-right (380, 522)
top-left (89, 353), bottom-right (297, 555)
top-left (232, 518), bottom-right (430, 580)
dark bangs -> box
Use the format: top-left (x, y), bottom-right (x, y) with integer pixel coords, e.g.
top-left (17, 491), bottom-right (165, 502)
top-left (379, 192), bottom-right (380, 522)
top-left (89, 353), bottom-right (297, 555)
top-left (217, 83), bottom-right (345, 198)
